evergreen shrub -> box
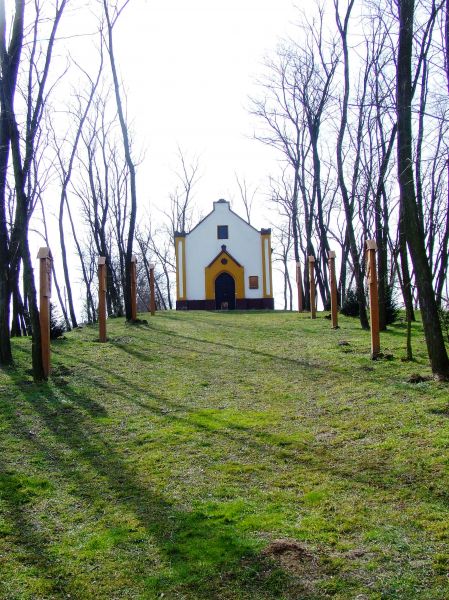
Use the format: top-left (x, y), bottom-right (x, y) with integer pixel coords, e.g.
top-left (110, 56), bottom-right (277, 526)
top-left (50, 303), bottom-right (66, 339)
top-left (341, 288), bottom-right (359, 317)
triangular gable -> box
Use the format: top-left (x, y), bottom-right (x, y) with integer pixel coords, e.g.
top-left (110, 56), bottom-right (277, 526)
top-left (206, 245), bottom-right (243, 269)
top-left (187, 200), bottom-right (261, 236)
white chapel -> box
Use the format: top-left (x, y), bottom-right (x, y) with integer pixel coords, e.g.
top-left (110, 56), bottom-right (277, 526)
top-left (174, 199), bottom-right (274, 310)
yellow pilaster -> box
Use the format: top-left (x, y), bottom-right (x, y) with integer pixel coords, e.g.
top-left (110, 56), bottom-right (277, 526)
top-left (175, 235), bottom-right (186, 301)
top-left (261, 230), bottom-right (273, 298)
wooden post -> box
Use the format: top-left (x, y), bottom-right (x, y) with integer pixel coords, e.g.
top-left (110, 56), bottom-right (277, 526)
top-left (98, 257), bottom-right (107, 342)
top-left (296, 261), bottom-right (303, 312)
top-left (328, 251), bottom-right (338, 329)
top-left (131, 255), bottom-right (137, 321)
top-left (37, 247), bottom-right (52, 378)
top-left (308, 256), bottom-right (316, 319)
top-left (366, 239), bottom-right (380, 359)
top-left (149, 262), bottom-right (156, 316)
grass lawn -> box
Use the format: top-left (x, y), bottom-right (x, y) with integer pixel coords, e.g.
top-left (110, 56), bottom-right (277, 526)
top-left (0, 310), bottom-right (449, 599)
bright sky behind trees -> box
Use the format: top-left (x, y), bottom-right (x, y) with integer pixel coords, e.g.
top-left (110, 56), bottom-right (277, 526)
top-left (106, 0), bottom-right (299, 222)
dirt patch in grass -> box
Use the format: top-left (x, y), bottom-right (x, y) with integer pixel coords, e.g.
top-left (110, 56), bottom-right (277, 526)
top-left (262, 539), bottom-right (318, 577)
top-left (110, 336), bottom-right (134, 344)
top-left (52, 365), bottom-right (74, 377)
top-left (429, 405), bottom-right (449, 417)
top-left (406, 373), bottom-right (432, 384)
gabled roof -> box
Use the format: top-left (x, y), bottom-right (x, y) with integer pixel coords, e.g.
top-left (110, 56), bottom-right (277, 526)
top-left (187, 199), bottom-right (262, 236)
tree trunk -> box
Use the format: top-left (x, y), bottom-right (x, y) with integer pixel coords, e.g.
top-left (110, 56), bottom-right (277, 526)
top-left (103, 0), bottom-right (137, 321)
top-left (65, 199), bottom-right (96, 324)
top-left (435, 159), bottom-right (449, 304)
top-left (374, 125), bottom-right (397, 330)
top-left (9, 139), bottom-right (45, 380)
top-left (58, 193), bottom-right (78, 328)
top-left (10, 266), bottom-right (28, 337)
top-left (39, 194), bottom-right (71, 330)
top-left (0, 0), bottom-right (23, 365)
top-left (396, 0), bottom-right (449, 379)
top-left (311, 132), bottom-right (330, 306)
top-left (0, 264), bottom-right (12, 362)
top-left (335, 0), bottom-right (369, 330)
top-left (398, 205), bottom-right (416, 322)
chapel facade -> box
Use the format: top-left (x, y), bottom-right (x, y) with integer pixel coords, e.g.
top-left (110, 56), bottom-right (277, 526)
top-left (174, 199), bottom-right (274, 310)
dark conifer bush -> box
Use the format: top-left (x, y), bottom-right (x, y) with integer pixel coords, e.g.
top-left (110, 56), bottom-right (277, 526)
top-left (385, 286), bottom-right (400, 325)
top-left (50, 303), bottom-right (66, 339)
top-left (340, 288), bottom-right (359, 317)
top-left (438, 306), bottom-right (449, 344)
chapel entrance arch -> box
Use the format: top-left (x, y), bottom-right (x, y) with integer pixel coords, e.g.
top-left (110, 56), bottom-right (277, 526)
top-left (204, 246), bottom-right (244, 308)
top-left (215, 272), bottom-right (235, 309)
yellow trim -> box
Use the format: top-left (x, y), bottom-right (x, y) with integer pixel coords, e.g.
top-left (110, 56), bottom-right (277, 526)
top-left (261, 233), bottom-right (273, 298)
top-left (268, 237), bottom-right (273, 298)
top-left (261, 236), bottom-right (267, 296)
top-left (175, 237), bottom-right (179, 299)
top-left (205, 251), bottom-right (244, 300)
top-left (175, 236), bottom-right (187, 300)
top-left (182, 238), bottom-right (187, 300)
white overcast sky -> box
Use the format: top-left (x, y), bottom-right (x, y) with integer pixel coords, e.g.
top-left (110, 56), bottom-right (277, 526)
top-left (13, 0), bottom-right (305, 309)
top-left (108, 0), bottom-right (300, 226)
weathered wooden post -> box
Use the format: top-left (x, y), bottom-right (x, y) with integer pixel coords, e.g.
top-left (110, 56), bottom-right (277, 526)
top-left (308, 256), bottom-right (316, 319)
top-left (98, 257), bottom-right (107, 342)
top-left (328, 251), bottom-right (338, 329)
top-left (131, 255), bottom-right (137, 321)
top-left (366, 239), bottom-right (380, 359)
top-left (37, 247), bottom-right (52, 378)
top-left (149, 262), bottom-right (156, 316)
top-left (296, 261), bottom-right (303, 312)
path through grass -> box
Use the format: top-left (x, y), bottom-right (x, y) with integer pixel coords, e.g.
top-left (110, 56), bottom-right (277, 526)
top-left (1, 311), bottom-right (448, 599)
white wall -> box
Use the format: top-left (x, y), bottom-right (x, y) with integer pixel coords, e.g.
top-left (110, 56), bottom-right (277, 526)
top-left (185, 200), bottom-right (265, 299)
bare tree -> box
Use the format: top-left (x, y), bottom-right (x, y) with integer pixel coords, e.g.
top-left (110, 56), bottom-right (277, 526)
top-left (0, 0), bottom-right (23, 364)
top-left (70, 87), bottom-right (125, 318)
top-left (50, 53), bottom-right (103, 330)
top-left (148, 147), bottom-right (201, 307)
top-left (251, 6), bottom-right (341, 310)
top-left (334, 0), bottom-right (369, 329)
top-left (272, 223), bottom-right (293, 310)
top-left (396, 0), bottom-right (449, 378)
top-left (102, 0), bottom-right (138, 321)
top-left (235, 173), bottom-right (257, 225)
top-left (1, 0), bottom-right (68, 380)
top-left (165, 146), bottom-right (200, 235)
top-left (135, 226), bottom-right (168, 310)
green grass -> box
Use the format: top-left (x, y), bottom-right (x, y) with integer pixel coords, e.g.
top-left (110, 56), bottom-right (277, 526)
top-left (0, 310), bottom-right (448, 599)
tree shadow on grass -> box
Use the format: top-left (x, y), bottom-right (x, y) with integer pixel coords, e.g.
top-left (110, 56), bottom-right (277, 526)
top-left (385, 321), bottom-right (426, 340)
top-left (120, 325), bottom-right (328, 372)
top-left (64, 354), bottom-right (307, 465)
top-left (4, 330), bottom-right (442, 597)
top-left (158, 310), bottom-right (275, 332)
top-left (87, 337), bottom-right (448, 505)
top-left (0, 375), bottom-right (304, 599)
top-left (0, 460), bottom-right (73, 598)
top-left (68, 350), bottom-right (449, 512)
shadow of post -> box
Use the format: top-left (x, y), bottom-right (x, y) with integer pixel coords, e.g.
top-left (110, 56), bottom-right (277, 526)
top-left (0, 376), bottom-right (293, 597)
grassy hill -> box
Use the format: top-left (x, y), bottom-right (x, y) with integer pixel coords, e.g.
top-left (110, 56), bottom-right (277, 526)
top-left (1, 310), bottom-right (448, 599)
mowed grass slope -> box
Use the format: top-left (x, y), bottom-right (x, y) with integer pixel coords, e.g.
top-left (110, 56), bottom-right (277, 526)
top-left (0, 310), bottom-right (449, 599)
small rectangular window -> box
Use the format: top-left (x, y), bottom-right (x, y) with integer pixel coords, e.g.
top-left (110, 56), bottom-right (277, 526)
top-left (249, 276), bottom-right (259, 289)
top-left (217, 225), bottom-right (228, 239)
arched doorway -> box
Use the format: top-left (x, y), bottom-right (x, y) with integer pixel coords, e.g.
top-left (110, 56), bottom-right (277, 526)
top-left (215, 272), bottom-right (235, 309)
